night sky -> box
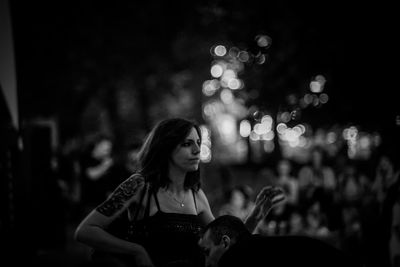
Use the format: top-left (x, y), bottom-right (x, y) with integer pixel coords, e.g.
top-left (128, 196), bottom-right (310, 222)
top-left (9, 1), bottom-right (398, 139)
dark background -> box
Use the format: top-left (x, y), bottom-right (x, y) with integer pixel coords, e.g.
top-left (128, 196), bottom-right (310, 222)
top-left (2, 1), bottom-right (399, 266)
top-left (9, 1), bottom-right (398, 138)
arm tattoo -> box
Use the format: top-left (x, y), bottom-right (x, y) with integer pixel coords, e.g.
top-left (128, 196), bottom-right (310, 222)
top-left (96, 174), bottom-right (145, 217)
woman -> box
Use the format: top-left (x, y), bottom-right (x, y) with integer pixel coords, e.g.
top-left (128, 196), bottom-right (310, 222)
top-left (74, 118), bottom-right (282, 267)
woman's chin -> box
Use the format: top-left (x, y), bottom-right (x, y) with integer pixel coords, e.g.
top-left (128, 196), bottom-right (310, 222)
top-left (192, 166), bottom-right (199, 171)
top-left (187, 164), bottom-right (199, 171)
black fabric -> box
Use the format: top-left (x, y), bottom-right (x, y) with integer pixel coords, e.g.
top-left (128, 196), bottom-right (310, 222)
top-left (219, 234), bottom-right (362, 267)
top-left (125, 188), bottom-right (205, 267)
top-left (92, 185), bottom-right (205, 267)
top-left (91, 251), bottom-right (138, 267)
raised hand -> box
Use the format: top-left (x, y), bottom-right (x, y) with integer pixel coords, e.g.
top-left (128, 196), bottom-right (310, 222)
top-left (253, 186), bottom-right (285, 221)
top-left (244, 186), bottom-right (285, 233)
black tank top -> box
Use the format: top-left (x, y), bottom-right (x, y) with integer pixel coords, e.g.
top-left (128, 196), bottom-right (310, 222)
top-left (127, 187), bottom-right (205, 267)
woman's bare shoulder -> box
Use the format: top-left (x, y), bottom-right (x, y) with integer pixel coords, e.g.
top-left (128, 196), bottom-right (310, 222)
top-left (194, 188), bottom-right (211, 206)
top-left (195, 188), bottom-right (215, 223)
top-left (195, 188), bottom-right (207, 198)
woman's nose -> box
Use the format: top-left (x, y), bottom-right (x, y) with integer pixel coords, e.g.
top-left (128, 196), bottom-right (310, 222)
top-left (192, 143), bottom-right (200, 154)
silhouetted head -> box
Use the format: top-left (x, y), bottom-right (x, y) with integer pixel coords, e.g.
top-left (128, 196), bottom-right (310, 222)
top-left (198, 215), bottom-right (251, 267)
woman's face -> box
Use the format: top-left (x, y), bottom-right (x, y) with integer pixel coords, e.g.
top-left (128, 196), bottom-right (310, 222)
top-left (170, 127), bottom-right (201, 173)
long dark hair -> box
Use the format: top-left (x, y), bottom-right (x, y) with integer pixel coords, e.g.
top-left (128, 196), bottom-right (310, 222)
top-left (137, 118), bottom-right (202, 191)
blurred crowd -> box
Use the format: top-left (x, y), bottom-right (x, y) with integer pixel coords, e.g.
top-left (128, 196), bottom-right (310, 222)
top-left (215, 147), bottom-right (400, 267)
top-left (47, 133), bottom-right (399, 267)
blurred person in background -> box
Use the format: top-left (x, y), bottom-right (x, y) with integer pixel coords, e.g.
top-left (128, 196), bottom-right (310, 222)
top-left (254, 158), bottom-right (299, 237)
top-left (297, 146), bottom-right (336, 207)
top-left (303, 200), bottom-right (331, 239)
top-left (78, 134), bottom-right (115, 213)
top-left (372, 154), bottom-right (397, 205)
top-left (297, 146), bottom-right (339, 234)
top-left (336, 161), bottom-right (370, 207)
top-left (389, 183), bottom-right (400, 267)
top-left (105, 141), bottom-right (143, 197)
top-left (287, 210), bottom-right (306, 235)
top-left (338, 204), bottom-right (363, 265)
top-left (356, 150), bottom-right (398, 267)
top-left (275, 158), bottom-right (299, 207)
top-left (218, 184), bottom-right (255, 222)
top-left (74, 118), bottom-right (285, 267)
top-left (378, 157), bottom-right (400, 267)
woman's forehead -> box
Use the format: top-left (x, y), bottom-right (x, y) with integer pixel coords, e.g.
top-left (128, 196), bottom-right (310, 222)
top-left (185, 127), bottom-right (200, 139)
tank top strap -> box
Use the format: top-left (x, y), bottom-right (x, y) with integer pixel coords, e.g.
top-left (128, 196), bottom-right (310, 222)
top-left (153, 188), bottom-right (162, 211)
top-left (144, 185), bottom-right (154, 218)
top-left (191, 189), bottom-right (198, 214)
top-left (133, 182), bottom-right (149, 221)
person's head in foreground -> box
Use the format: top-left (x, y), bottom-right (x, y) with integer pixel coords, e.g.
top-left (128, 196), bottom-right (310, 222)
top-left (198, 215), bottom-right (361, 267)
top-left (198, 215), bottom-right (250, 267)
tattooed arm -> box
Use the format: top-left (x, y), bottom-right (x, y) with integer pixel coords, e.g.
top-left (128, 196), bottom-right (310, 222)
top-left (74, 173), bottom-right (154, 266)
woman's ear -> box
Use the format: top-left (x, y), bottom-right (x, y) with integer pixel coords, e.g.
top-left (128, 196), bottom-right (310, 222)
top-left (221, 235), bottom-right (232, 249)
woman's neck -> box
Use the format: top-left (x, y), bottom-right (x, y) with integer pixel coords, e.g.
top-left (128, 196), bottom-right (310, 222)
top-left (167, 166), bottom-right (186, 193)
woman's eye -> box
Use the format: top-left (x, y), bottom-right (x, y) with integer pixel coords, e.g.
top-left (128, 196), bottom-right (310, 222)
top-left (182, 142), bottom-right (191, 147)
